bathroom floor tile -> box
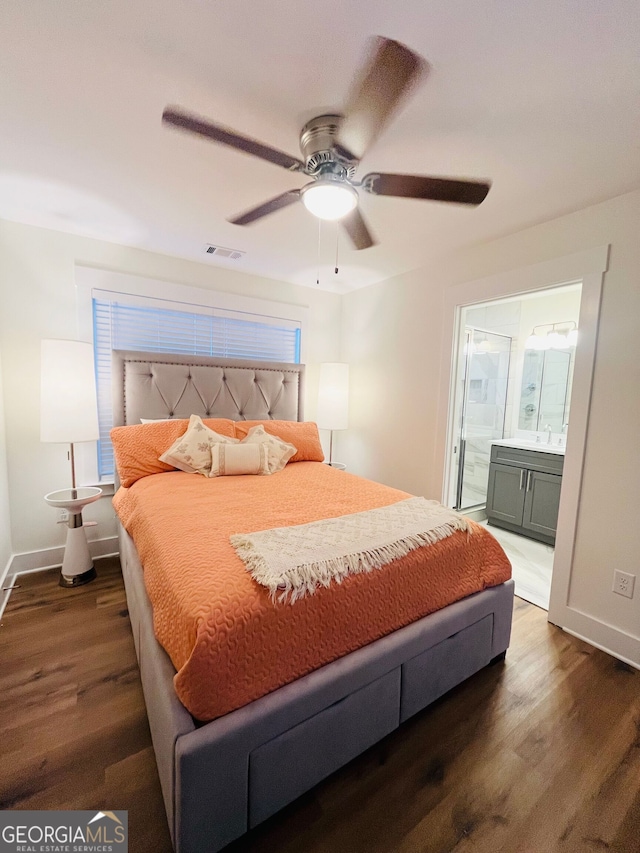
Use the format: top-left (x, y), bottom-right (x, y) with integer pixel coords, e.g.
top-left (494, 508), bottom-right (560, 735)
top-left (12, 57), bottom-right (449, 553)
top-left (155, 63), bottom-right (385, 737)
top-left (480, 521), bottom-right (553, 610)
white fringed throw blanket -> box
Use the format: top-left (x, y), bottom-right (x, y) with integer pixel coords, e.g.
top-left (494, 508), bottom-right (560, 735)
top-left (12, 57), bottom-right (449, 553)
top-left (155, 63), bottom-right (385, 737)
top-left (230, 497), bottom-right (471, 603)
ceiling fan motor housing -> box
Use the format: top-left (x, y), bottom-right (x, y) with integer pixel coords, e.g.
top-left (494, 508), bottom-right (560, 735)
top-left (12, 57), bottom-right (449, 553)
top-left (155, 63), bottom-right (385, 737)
top-left (300, 114), bottom-right (357, 179)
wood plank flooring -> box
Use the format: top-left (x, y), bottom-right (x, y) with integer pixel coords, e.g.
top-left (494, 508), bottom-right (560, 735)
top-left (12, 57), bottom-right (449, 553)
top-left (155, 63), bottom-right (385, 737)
top-left (0, 557), bottom-right (171, 853)
top-left (1, 558), bottom-right (639, 853)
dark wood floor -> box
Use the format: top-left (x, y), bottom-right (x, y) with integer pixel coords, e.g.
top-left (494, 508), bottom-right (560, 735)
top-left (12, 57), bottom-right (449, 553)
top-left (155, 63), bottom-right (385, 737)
top-left (1, 558), bottom-right (639, 853)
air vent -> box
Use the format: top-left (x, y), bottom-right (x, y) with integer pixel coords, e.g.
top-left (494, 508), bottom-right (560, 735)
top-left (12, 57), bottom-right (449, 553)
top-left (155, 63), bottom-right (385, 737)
top-left (205, 244), bottom-right (245, 260)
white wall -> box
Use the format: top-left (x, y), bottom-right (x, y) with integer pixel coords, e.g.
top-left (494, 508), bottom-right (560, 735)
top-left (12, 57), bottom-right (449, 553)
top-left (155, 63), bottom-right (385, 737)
top-left (0, 348), bottom-right (12, 571)
top-left (0, 220), bottom-right (342, 557)
top-left (341, 189), bottom-right (640, 660)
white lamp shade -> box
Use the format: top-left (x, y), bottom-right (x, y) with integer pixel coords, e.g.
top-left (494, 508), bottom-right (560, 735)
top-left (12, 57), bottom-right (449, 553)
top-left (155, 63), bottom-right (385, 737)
top-left (40, 339), bottom-right (100, 443)
top-left (317, 363), bottom-right (349, 431)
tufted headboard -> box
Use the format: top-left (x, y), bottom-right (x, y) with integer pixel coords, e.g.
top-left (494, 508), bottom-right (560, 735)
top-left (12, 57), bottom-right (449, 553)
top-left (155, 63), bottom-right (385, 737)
top-left (111, 350), bottom-right (305, 427)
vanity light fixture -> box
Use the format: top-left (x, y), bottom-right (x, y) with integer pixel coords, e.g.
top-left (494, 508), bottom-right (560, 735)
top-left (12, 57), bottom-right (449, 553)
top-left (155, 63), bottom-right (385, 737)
top-left (525, 321), bottom-right (578, 351)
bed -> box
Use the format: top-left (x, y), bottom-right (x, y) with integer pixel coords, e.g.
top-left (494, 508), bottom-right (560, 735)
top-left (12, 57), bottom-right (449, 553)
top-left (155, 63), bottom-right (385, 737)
top-left (111, 349), bottom-right (514, 853)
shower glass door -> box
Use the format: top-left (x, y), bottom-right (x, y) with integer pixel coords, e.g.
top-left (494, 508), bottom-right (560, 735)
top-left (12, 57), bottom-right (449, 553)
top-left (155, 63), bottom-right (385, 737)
top-left (454, 328), bottom-right (511, 511)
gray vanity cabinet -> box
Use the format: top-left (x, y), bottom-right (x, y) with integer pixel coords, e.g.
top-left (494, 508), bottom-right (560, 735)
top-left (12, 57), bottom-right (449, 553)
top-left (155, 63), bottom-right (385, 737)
top-left (486, 445), bottom-right (564, 545)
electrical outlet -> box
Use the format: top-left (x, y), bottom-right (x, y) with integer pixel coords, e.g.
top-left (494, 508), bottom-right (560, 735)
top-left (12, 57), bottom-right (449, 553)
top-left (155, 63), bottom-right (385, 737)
top-left (57, 508), bottom-right (69, 523)
top-left (612, 570), bottom-right (635, 599)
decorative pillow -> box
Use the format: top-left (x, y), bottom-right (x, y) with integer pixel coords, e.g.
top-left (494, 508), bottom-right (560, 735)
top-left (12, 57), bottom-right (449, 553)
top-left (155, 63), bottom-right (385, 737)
top-left (210, 442), bottom-right (270, 477)
top-left (234, 420), bottom-right (324, 463)
top-left (159, 415), bottom-right (239, 475)
top-left (239, 424), bottom-right (296, 473)
top-left (111, 416), bottom-right (236, 487)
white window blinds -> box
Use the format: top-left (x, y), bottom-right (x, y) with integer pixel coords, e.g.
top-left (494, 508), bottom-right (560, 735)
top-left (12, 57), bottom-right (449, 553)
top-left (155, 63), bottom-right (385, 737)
top-left (93, 296), bottom-right (301, 480)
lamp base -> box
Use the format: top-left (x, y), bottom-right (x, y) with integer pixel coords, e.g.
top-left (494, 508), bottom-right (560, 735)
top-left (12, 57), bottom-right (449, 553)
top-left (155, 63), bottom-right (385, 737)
top-left (59, 566), bottom-right (96, 588)
top-left (59, 522), bottom-right (97, 588)
top-left (44, 487), bottom-right (102, 591)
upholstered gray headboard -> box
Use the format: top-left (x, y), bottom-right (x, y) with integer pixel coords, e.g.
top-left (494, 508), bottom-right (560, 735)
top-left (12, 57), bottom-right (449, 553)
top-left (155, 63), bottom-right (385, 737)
top-left (111, 351), bottom-right (305, 427)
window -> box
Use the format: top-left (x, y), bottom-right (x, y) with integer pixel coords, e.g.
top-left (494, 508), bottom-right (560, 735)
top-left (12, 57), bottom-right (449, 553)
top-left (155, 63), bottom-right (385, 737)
top-left (92, 293), bottom-right (301, 481)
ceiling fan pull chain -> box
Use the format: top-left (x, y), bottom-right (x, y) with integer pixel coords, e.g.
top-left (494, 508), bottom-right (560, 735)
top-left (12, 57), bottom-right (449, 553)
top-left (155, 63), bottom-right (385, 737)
top-left (335, 224), bottom-right (339, 275)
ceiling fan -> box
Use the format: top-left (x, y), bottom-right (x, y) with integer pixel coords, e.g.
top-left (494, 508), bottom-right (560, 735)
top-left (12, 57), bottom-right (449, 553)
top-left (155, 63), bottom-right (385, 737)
top-left (163, 37), bottom-right (491, 250)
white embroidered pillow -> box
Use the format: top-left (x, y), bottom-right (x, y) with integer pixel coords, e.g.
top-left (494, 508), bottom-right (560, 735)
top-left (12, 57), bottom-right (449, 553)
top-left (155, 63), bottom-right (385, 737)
top-left (240, 424), bottom-right (297, 474)
top-left (210, 442), bottom-right (269, 477)
top-left (159, 414), bottom-right (238, 475)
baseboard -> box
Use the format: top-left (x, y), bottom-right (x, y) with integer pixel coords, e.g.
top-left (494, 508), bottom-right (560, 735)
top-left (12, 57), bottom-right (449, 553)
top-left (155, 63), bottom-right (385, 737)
top-left (8, 536), bottom-right (119, 576)
top-left (0, 538), bottom-right (119, 621)
top-left (554, 607), bottom-right (640, 669)
top-left (0, 552), bottom-right (11, 590)
top-left (0, 553), bottom-right (14, 621)
top-left (562, 627), bottom-right (640, 672)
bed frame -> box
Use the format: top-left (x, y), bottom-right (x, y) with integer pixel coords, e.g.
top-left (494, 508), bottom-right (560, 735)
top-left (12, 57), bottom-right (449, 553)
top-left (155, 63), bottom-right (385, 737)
top-left (112, 350), bottom-right (514, 853)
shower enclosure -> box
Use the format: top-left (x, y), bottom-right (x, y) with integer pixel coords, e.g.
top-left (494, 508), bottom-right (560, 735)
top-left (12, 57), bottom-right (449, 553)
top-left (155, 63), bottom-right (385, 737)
top-left (453, 328), bottom-right (511, 511)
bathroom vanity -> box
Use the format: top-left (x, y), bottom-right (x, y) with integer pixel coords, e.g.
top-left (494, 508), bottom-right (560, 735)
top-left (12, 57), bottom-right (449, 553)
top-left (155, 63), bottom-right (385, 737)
top-left (486, 440), bottom-right (564, 545)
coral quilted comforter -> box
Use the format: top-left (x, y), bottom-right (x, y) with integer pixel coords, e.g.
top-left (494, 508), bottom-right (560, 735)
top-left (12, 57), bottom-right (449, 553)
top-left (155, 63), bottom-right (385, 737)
top-left (113, 462), bottom-right (511, 721)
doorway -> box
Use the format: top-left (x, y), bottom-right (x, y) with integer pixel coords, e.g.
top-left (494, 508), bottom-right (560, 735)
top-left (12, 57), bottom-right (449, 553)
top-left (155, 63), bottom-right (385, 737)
top-left (445, 283), bottom-right (583, 610)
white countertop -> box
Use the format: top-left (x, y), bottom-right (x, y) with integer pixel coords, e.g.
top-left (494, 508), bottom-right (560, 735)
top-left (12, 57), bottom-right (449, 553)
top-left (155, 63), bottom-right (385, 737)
top-left (491, 438), bottom-right (566, 455)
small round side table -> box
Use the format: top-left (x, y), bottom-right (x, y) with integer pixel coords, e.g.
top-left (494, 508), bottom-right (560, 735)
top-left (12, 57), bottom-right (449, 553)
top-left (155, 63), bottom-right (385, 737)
top-left (44, 487), bottom-right (103, 588)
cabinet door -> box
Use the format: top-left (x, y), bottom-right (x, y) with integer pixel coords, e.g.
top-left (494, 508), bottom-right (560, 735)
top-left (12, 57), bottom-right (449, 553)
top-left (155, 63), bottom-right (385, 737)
top-left (486, 463), bottom-right (526, 525)
top-left (522, 470), bottom-right (562, 540)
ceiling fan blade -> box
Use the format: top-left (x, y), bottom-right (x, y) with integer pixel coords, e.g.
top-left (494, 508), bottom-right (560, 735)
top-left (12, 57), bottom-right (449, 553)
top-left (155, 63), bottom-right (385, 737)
top-left (361, 173), bottom-right (491, 205)
top-left (228, 190), bottom-right (301, 226)
top-left (341, 207), bottom-right (377, 250)
top-left (163, 107), bottom-right (305, 173)
top-left (335, 37), bottom-right (428, 163)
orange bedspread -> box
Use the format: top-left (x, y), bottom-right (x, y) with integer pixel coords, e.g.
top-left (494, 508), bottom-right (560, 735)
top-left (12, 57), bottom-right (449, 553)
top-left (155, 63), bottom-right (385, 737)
top-left (113, 463), bottom-right (511, 721)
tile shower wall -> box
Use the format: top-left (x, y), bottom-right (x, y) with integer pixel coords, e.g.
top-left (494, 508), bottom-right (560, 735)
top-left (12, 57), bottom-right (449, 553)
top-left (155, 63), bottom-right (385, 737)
top-left (465, 300), bottom-right (521, 435)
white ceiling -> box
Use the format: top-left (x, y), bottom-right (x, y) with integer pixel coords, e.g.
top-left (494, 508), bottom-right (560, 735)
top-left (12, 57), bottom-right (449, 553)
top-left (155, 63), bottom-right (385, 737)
top-left (1, 0), bottom-right (639, 292)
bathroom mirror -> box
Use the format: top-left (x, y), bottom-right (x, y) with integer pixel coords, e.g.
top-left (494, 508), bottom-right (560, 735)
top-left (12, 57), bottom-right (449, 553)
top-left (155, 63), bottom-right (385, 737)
top-left (518, 348), bottom-right (573, 433)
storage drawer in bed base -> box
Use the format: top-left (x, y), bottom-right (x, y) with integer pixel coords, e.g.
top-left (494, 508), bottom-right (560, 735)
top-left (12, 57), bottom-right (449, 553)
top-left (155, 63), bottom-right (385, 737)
top-left (249, 668), bottom-right (401, 826)
top-left (401, 613), bottom-right (494, 722)
top-left (247, 612), bottom-right (495, 827)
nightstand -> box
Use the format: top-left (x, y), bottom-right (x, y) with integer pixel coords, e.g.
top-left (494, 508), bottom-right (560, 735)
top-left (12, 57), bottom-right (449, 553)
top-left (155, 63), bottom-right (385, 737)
top-left (325, 462), bottom-right (346, 471)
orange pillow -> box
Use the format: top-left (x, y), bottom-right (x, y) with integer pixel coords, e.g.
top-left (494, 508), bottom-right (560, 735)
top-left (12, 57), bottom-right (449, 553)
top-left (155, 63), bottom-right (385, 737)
top-left (111, 418), bottom-right (236, 487)
top-left (233, 420), bottom-right (324, 463)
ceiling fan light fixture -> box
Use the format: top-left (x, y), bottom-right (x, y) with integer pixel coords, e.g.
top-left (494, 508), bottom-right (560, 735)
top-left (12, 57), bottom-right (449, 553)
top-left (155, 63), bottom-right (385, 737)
top-left (301, 180), bottom-right (358, 221)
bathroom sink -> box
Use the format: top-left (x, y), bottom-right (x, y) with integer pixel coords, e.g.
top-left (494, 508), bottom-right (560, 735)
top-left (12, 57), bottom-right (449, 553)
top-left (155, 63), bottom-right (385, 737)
top-left (490, 438), bottom-right (566, 455)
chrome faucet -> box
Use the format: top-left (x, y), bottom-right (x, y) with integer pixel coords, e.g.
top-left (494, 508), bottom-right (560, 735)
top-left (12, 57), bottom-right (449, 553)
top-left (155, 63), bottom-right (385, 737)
top-left (544, 424), bottom-right (552, 444)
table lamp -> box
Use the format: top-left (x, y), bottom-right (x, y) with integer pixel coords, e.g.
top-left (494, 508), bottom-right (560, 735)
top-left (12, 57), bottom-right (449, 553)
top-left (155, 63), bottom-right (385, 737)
top-left (41, 339), bottom-right (102, 587)
top-left (316, 362), bottom-right (349, 467)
